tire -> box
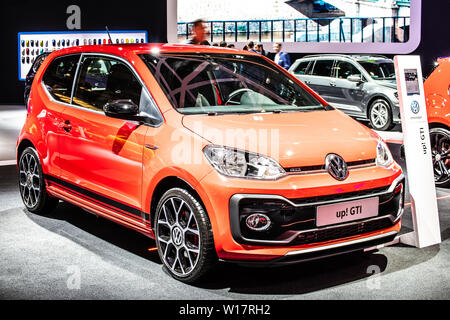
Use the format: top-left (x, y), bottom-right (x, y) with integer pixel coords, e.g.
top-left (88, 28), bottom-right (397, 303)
top-left (154, 188), bottom-right (217, 283)
top-left (430, 127), bottom-right (450, 187)
top-left (368, 99), bottom-right (394, 131)
top-left (18, 147), bottom-right (59, 214)
top-left (24, 88), bottom-right (30, 107)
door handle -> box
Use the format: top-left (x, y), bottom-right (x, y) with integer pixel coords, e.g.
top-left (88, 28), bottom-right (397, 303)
top-left (145, 144), bottom-right (158, 150)
top-left (330, 82), bottom-right (336, 87)
top-left (62, 120), bottom-right (72, 132)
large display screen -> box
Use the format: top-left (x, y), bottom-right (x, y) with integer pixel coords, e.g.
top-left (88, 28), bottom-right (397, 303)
top-left (17, 30), bottom-right (148, 81)
top-left (172, 0), bottom-right (420, 54)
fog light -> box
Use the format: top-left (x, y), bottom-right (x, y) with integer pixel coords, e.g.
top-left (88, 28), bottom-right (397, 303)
top-left (245, 213), bottom-right (271, 231)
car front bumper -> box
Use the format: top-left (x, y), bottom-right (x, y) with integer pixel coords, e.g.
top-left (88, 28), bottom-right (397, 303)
top-left (198, 162), bottom-right (404, 262)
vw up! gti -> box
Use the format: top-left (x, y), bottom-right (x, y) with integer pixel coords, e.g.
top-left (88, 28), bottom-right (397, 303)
top-left (18, 44), bottom-right (404, 283)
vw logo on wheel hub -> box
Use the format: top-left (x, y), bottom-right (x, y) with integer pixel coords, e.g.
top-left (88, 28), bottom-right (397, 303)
top-left (325, 154), bottom-right (349, 181)
top-left (172, 227), bottom-right (183, 246)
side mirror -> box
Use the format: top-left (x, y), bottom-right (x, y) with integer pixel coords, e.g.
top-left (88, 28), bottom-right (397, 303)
top-left (347, 74), bottom-right (363, 83)
top-left (103, 99), bottom-right (139, 119)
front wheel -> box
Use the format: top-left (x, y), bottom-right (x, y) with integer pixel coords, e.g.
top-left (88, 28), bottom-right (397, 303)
top-left (369, 99), bottom-right (394, 131)
top-left (430, 127), bottom-right (450, 187)
top-left (154, 188), bottom-right (217, 283)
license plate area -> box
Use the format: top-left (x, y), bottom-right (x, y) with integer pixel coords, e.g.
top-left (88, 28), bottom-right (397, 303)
top-left (316, 197), bottom-right (379, 227)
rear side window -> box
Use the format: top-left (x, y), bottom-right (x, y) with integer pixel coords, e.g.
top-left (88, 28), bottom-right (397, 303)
top-left (42, 55), bottom-right (80, 104)
top-left (73, 56), bottom-right (142, 111)
top-left (311, 60), bottom-right (334, 77)
top-left (293, 61), bottom-right (311, 75)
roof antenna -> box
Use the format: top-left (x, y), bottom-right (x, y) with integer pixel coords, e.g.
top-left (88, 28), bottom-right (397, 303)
top-left (105, 26), bottom-right (113, 44)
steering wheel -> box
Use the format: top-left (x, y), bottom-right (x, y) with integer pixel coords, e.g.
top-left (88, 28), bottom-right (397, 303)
top-left (225, 88), bottom-right (254, 105)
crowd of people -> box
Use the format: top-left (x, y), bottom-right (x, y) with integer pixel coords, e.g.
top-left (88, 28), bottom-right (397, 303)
top-left (184, 19), bottom-right (291, 69)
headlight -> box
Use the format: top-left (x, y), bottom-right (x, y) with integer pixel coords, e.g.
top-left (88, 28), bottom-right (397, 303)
top-left (376, 140), bottom-right (394, 167)
top-left (203, 145), bottom-right (286, 180)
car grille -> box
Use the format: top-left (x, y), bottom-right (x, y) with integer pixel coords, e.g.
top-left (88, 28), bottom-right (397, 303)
top-left (288, 185), bottom-right (390, 206)
top-left (293, 217), bottom-right (394, 246)
top-left (285, 159), bottom-right (375, 174)
top-left (234, 178), bottom-right (404, 246)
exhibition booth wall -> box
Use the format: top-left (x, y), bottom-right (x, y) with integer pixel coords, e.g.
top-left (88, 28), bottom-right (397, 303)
top-left (0, 0), bottom-right (448, 103)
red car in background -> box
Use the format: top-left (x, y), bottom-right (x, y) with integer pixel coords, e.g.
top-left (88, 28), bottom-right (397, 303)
top-left (425, 57), bottom-right (450, 187)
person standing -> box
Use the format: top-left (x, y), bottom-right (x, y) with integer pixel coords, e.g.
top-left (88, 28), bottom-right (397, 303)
top-left (185, 19), bottom-right (207, 45)
top-left (273, 42), bottom-right (291, 69)
top-left (255, 43), bottom-right (267, 56)
top-left (247, 40), bottom-right (258, 53)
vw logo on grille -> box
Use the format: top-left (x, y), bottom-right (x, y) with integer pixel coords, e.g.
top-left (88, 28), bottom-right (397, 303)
top-left (325, 154), bottom-right (349, 181)
top-left (172, 227), bottom-right (183, 246)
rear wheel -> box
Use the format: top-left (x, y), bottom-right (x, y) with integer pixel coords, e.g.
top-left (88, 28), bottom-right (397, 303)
top-left (430, 127), bottom-right (450, 187)
top-left (18, 147), bottom-right (59, 214)
top-left (369, 99), bottom-right (394, 131)
top-left (154, 188), bottom-right (217, 283)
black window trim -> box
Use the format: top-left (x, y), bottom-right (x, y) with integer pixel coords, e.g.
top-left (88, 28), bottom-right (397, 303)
top-left (41, 53), bottom-right (81, 109)
top-left (41, 52), bottom-right (163, 127)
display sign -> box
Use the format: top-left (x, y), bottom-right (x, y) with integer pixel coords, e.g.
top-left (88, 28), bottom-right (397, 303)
top-left (394, 55), bottom-right (441, 248)
top-left (17, 30), bottom-right (148, 81)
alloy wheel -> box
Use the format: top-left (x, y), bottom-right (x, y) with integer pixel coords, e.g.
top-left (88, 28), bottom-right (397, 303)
top-left (19, 152), bottom-right (41, 208)
top-left (370, 102), bottom-right (389, 129)
top-left (156, 196), bottom-right (201, 277)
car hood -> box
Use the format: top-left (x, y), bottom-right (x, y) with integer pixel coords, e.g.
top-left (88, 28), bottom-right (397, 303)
top-left (375, 80), bottom-right (397, 90)
top-left (182, 110), bottom-right (380, 168)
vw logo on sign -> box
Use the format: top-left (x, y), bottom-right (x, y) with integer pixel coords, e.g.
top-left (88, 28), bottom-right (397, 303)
top-left (411, 101), bottom-right (420, 114)
top-left (325, 154), bottom-right (349, 181)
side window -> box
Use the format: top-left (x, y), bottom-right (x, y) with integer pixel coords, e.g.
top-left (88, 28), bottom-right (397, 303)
top-left (293, 61), bottom-right (310, 75)
top-left (42, 54), bottom-right (80, 104)
top-left (310, 60), bottom-right (334, 77)
top-left (335, 61), bottom-right (361, 79)
top-left (73, 56), bottom-right (142, 111)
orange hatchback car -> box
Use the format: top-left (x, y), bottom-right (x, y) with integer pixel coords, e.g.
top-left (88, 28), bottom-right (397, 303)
top-left (425, 57), bottom-right (450, 187)
top-left (17, 44), bottom-right (404, 283)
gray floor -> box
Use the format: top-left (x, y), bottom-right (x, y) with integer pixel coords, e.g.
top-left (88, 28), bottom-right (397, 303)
top-left (0, 106), bottom-right (449, 300)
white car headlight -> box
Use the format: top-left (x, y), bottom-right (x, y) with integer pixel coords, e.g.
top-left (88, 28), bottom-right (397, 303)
top-left (376, 140), bottom-right (394, 167)
top-left (203, 145), bottom-right (286, 180)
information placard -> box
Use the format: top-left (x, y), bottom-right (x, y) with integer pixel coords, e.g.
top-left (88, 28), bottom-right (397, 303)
top-left (18, 30), bottom-right (148, 81)
top-left (394, 55), bottom-right (441, 248)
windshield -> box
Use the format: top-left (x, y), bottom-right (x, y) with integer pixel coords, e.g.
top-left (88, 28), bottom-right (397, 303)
top-left (358, 60), bottom-right (396, 80)
top-left (140, 53), bottom-right (327, 115)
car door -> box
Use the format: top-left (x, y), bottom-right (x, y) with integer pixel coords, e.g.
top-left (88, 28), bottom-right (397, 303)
top-left (40, 54), bottom-right (80, 178)
top-left (59, 54), bottom-right (150, 222)
top-left (330, 59), bottom-right (366, 116)
top-left (305, 59), bottom-right (336, 102)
